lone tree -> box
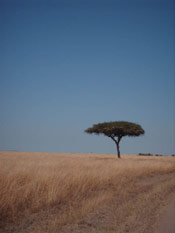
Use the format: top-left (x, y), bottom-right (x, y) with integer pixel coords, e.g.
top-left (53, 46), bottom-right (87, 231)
top-left (85, 121), bottom-right (145, 158)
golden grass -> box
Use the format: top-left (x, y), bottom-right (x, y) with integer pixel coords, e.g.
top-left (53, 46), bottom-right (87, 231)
top-left (0, 151), bottom-right (175, 233)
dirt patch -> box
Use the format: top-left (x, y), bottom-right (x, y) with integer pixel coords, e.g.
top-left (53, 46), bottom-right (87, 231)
top-left (61, 173), bottom-right (175, 233)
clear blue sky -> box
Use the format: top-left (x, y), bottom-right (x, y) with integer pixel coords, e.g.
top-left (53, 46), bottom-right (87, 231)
top-left (0, 0), bottom-right (174, 155)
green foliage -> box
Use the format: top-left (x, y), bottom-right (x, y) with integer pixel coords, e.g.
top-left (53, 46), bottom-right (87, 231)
top-left (85, 121), bottom-right (145, 138)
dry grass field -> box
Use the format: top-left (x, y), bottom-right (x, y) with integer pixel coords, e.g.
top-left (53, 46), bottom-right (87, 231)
top-left (0, 151), bottom-right (175, 233)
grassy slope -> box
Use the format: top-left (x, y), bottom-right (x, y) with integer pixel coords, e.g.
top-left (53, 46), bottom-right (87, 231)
top-left (0, 151), bottom-right (175, 233)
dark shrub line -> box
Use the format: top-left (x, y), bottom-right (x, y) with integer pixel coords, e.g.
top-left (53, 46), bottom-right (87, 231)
top-left (138, 153), bottom-right (175, 157)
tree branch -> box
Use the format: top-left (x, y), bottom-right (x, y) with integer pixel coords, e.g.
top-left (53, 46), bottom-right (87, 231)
top-left (118, 135), bottom-right (122, 143)
top-left (110, 135), bottom-right (117, 144)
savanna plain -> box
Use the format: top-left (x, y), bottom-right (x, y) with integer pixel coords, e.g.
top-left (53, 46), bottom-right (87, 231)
top-left (0, 151), bottom-right (175, 233)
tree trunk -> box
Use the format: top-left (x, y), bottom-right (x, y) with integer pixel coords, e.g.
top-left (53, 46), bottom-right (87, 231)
top-left (116, 142), bottom-right (120, 158)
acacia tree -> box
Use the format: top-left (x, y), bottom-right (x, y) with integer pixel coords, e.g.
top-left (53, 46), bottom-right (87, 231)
top-left (85, 121), bottom-right (145, 158)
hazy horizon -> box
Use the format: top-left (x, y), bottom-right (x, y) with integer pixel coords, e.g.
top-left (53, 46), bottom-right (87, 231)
top-left (0, 0), bottom-right (174, 155)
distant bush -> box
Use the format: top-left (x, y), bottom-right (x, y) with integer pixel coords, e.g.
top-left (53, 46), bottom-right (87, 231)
top-left (138, 153), bottom-right (168, 157)
top-left (172, 154), bottom-right (175, 157)
top-left (138, 153), bottom-right (153, 156)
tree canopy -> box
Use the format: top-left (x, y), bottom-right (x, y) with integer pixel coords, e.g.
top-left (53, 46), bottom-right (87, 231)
top-left (85, 121), bottom-right (145, 158)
